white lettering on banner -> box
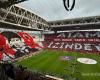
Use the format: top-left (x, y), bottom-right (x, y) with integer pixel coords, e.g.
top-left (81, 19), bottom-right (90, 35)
top-left (68, 33), bottom-right (72, 38)
top-left (65, 43), bottom-right (74, 49)
top-left (45, 31), bottom-right (100, 53)
top-left (92, 32), bottom-right (100, 38)
top-left (84, 44), bottom-right (92, 51)
top-left (53, 39), bottom-right (100, 42)
top-left (52, 43), bottom-right (60, 48)
top-left (85, 32), bottom-right (90, 38)
top-left (88, 39), bottom-right (94, 42)
top-left (74, 39), bottom-right (86, 42)
top-left (47, 42), bottom-right (100, 52)
top-left (95, 44), bottom-right (100, 51)
top-left (93, 39), bottom-right (100, 42)
top-left (59, 42), bottom-right (64, 49)
top-left (54, 39), bottom-right (61, 41)
top-left (75, 43), bottom-right (82, 50)
top-left (66, 32), bottom-right (100, 38)
top-left (47, 42), bottom-right (53, 48)
top-left (62, 39), bottom-right (72, 41)
top-left (73, 33), bottom-right (84, 38)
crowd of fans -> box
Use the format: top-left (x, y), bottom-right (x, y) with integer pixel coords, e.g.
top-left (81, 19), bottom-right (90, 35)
top-left (0, 62), bottom-right (57, 80)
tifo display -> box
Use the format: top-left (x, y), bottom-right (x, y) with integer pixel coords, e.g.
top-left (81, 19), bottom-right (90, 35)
top-left (44, 31), bottom-right (100, 53)
top-left (0, 31), bottom-right (43, 61)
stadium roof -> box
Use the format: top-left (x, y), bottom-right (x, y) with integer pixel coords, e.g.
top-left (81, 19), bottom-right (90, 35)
top-left (17, 0), bottom-right (100, 21)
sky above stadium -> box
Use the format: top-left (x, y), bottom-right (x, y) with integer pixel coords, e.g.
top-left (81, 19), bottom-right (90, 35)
top-left (17, 0), bottom-right (100, 21)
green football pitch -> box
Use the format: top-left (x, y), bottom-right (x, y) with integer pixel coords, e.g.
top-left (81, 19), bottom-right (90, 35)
top-left (16, 50), bottom-right (100, 80)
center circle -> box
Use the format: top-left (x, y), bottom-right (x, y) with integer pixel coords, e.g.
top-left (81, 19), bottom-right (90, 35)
top-left (77, 58), bottom-right (97, 64)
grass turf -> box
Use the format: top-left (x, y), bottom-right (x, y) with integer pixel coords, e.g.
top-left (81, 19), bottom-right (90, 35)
top-left (16, 50), bottom-right (100, 80)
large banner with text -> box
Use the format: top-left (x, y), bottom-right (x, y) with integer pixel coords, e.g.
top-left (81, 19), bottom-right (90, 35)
top-left (43, 31), bottom-right (100, 54)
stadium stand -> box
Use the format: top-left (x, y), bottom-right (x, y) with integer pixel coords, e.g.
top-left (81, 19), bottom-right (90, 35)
top-left (43, 31), bottom-right (100, 54)
top-left (0, 62), bottom-right (64, 80)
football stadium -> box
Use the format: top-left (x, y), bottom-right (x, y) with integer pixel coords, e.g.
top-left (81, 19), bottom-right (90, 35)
top-left (0, 0), bottom-right (100, 80)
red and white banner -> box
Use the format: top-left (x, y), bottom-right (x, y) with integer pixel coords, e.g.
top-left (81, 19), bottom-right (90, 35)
top-left (0, 31), bottom-right (43, 61)
top-left (43, 31), bottom-right (100, 54)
